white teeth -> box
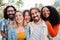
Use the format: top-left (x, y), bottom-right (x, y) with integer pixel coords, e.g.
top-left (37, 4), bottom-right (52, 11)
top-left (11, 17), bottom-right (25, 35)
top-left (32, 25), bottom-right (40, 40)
top-left (34, 17), bottom-right (38, 19)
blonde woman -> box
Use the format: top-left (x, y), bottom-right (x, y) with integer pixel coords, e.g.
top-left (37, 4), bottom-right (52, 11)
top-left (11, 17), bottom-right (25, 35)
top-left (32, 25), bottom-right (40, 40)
top-left (8, 11), bottom-right (29, 40)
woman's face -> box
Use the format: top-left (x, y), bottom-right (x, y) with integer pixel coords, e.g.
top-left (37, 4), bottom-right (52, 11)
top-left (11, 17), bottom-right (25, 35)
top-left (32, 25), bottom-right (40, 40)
top-left (15, 12), bottom-right (23, 24)
top-left (24, 12), bottom-right (31, 23)
top-left (42, 7), bottom-right (50, 18)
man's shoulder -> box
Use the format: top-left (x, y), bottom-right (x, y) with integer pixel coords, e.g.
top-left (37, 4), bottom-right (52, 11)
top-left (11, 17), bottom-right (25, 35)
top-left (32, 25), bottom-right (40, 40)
top-left (41, 20), bottom-right (47, 28)
top-left (42, 20), bottom-right (46, 25)
top-left (0, 18), bottom-right (7, 21)
top-left (0, 18), bottom-right (8, 24)
top-left (28, 21), bottom-right (34, 26)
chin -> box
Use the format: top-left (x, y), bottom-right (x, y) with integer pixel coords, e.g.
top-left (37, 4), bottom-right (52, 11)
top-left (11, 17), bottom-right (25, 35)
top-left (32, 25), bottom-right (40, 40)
top-left (34, 18), bottom-right (40, 22)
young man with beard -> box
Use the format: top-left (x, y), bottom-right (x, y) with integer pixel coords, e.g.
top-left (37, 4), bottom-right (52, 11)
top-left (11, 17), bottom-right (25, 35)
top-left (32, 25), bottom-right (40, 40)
top-left (26, 8), bottom-right (49, 40)
top-left (0, 5), bottom-right (16, 40)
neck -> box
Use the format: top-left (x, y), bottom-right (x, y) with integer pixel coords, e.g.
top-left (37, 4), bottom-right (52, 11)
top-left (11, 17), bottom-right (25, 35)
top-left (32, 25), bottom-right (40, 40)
top-left (9, 18), bottom-right (14, 21)
top-left (17, 22), bottom-right (23, 27)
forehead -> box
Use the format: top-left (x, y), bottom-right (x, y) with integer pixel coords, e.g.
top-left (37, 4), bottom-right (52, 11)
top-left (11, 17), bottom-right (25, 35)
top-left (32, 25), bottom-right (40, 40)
top-left (31, 9), bottom-right (38, 12)
top-left (15, 12), bottom-right (22, 15)
top-left (25, 12), bottom-right (29, 14)
top-left (7, 7), bottom-right (14, 10)
top-left (43, 7), bottom-right (49, 11)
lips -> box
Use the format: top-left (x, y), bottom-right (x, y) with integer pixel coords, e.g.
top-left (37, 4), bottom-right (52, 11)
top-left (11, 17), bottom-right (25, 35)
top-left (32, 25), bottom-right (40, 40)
top-left (33, 15), bottom-right (38, 19)
top-left (8, 14), bottom-right (15, 16)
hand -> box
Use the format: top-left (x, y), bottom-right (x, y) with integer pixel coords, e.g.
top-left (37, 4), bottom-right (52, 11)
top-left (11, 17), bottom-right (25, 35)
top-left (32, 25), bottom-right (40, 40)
top-left (46, 21), bottom-right (50, 24)
top-left (1, 31), bottom-right (8, 39)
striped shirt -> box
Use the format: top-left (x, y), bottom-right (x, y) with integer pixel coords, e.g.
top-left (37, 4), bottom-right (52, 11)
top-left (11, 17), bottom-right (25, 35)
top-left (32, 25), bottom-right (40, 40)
top-left (28, 21), bottom-right (49, 40)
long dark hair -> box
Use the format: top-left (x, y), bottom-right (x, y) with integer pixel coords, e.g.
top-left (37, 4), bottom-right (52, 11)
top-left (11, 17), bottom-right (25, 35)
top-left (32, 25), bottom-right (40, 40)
top-left (41, 6), bottom-right (60, 26)
top-left (23, 10), bottom-right (33, 22)
top-left (3, 5), bottom-right (16, 19)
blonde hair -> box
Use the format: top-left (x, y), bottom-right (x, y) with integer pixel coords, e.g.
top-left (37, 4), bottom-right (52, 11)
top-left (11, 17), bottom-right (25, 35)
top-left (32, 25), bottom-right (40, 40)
top-left (13, 11), bottom-right (24, 28)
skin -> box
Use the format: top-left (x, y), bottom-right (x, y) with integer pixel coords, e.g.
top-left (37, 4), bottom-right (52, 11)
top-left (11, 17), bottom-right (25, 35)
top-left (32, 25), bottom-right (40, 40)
top-left (24, 12), bottom-right (31, 23)
top-left (1, 7), bottom-right (16, 39)
top-left (15, 12), bottom-right (25, 33)
top-left (7, 7), bottom-right (15, 20)
top-left (31, 9), bottom-right (42, 24)
top-left (15, 12), bottom-right (23, 24)
top-left (42, 7), bottom-right (50, 18)
top-left (42, 7), bottom-right (59, 37)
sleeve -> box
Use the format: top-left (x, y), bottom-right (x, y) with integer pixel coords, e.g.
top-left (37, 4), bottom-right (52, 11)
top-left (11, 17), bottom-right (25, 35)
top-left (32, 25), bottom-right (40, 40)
top-left (46, 21), bottom-right (59, 37)
top-left (8, 27), bottom-right (12, 40)
top-left (25, 24), bottom-right (30, 40)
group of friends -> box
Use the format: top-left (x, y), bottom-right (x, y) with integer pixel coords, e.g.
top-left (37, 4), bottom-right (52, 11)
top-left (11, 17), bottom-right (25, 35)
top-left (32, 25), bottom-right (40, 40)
top-left (0, 5), bottom-right (60, 40)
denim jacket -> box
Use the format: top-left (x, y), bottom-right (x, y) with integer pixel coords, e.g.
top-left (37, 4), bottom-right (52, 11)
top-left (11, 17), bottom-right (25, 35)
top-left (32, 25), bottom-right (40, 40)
top-left (0, 19), bottom-right (8, 40)
top-left (8, 25), bottom-right (30, 40)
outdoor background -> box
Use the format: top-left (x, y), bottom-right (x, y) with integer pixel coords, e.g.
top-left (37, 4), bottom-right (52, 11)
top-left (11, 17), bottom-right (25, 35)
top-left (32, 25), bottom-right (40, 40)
top-left (0, 0), bottom-right (60, 19)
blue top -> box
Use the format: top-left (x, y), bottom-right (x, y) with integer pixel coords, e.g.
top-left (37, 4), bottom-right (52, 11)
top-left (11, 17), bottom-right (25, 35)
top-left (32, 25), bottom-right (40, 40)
top-left (8, 24), bottom-right (30, 40)
top-left (0, 19), bottom-right (9, 40)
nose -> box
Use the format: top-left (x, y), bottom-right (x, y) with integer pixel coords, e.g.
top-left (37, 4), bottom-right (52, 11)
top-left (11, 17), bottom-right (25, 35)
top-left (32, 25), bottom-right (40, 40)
top-left (9, 11), bottom-right (13, 14)
top-left (25, 16), bottom-right (28, 18)
top-left (34, 13), bottom-right (37, 17)
top-left (45, 11), bottom-right (48, 14)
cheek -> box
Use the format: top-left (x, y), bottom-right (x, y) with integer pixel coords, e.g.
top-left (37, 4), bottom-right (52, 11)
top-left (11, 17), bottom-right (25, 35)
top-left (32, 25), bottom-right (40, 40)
top-left (22, 16), bottom-right (24, 20)
top-left (15, 16), bottom-right (23, 22)
top-left (15, 17), bottom-right (18, 22)
top-left (42, 13), bottom-right (45, 16)
top-left (31, 15), bottom-right (34, 18)
top-left (20, 16), bottom-right (24, 21)
top-left (26, 16), bottom-right (30, 18)
top-left (37, 13), bottom-right (40, 17)
top-left (48, 12), bottom-right (50, 16)
top-left (28, 16), bottom-right (31, 19)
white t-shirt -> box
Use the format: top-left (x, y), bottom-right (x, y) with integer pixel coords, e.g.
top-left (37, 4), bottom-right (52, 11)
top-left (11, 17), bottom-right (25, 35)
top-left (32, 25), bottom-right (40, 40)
top-left (29, 20), bottom-right (49, 40)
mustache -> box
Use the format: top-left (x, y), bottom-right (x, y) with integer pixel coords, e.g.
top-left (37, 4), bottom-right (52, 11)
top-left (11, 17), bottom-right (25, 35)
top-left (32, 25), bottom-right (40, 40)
top-left (8, 14), bottom-right (15, 16)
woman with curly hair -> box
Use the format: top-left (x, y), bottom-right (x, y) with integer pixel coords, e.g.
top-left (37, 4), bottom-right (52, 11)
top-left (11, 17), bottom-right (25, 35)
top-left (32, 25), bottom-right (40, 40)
top-left (41, 6), bottom-right (60, 40)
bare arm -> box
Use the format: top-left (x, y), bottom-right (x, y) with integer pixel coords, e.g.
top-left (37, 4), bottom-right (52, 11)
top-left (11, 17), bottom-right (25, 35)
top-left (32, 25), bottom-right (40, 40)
top-left (1, 30), bottom-right (8, 39)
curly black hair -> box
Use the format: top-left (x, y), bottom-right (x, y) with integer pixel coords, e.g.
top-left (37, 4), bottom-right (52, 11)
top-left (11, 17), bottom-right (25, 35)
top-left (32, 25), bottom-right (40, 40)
top-left (23, 10), bottom-right (33, 22)
top-left (41, 6), bottom-right (60, 26)
top-left (3, 5), bottom-right (16, 19)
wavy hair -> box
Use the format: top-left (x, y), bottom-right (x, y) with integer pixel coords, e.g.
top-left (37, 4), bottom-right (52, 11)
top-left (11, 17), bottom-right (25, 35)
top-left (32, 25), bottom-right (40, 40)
top-left (41, 6), bottom-right (60, 26)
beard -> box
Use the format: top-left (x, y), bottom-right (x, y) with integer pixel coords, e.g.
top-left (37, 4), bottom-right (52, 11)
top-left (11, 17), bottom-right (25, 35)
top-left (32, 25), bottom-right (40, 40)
top-left (33, 15), bottom-right (40, 22)
top-left (8, 14), bottom-right (15, 20)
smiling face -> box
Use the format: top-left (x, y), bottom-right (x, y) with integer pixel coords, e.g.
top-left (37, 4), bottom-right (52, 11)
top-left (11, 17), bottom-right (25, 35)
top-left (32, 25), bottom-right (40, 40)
top-left (24, 12), bottom-right (31, 23)
top-left (15, 11), bottom-right (23, 24)
top-left (7, 7), bottom-right (15, 20)
top-left (31, 9), bottom-right (41, 22)
top-left (42, 7), bottom-right (50, 18)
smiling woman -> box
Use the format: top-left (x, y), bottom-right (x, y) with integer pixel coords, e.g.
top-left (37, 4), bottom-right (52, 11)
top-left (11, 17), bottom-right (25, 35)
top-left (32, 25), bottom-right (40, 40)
top-left (41, 6), bottom-right (60, 40)
top-left (8, 11), bottom-right (29, 40)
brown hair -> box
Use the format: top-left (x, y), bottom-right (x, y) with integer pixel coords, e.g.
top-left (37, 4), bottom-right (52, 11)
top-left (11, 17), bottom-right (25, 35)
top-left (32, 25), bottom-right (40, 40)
top-left (30, 8), bottom-right (40, 14)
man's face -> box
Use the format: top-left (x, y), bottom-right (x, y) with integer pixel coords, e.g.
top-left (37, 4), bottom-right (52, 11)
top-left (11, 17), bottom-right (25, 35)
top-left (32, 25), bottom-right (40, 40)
top-left (7, 7), bottom-right (15, 20)
top-left (31, 9), bottom-right (41, 22)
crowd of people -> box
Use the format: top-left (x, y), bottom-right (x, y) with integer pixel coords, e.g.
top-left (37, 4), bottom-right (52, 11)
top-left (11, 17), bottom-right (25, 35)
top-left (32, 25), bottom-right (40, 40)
top-left (0, 5), bottom-right (60, 40)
